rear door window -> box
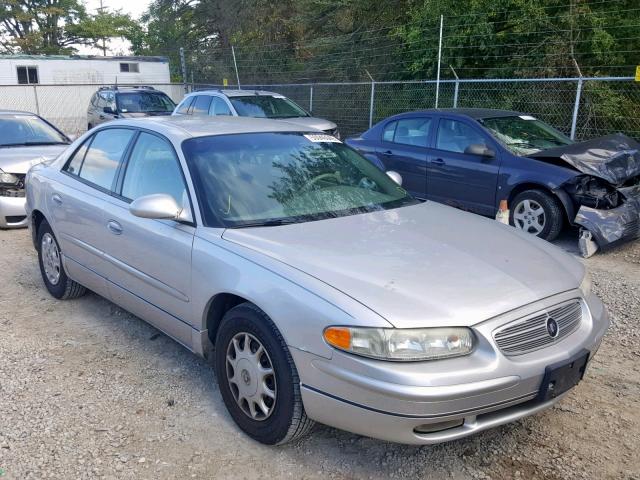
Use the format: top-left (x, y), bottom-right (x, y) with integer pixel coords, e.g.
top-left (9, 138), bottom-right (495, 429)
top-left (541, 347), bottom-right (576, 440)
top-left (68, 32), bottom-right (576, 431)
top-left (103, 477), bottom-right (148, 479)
top-left (77, 129), bottom-right (135, 190)
top-left (387, 118), bottom-right (431, 147)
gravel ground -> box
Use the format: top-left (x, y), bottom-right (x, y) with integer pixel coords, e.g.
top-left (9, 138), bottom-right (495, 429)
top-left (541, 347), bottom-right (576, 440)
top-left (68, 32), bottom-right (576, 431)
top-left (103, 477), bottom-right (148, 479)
top-left (0, 228), bottom-right (638, 480)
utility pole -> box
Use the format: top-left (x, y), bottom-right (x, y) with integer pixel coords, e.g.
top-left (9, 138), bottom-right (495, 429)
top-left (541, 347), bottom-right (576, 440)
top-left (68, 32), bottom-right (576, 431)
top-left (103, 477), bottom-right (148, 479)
top-left (98, 0), bottom-right (107, 56)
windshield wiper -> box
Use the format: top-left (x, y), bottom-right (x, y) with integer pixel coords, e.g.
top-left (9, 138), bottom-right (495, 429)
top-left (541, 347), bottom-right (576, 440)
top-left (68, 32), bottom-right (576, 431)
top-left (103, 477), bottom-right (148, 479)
top-left (229, 218), bottom-right (301, 228)
top-left (0, 141), bottom-right (68, 147)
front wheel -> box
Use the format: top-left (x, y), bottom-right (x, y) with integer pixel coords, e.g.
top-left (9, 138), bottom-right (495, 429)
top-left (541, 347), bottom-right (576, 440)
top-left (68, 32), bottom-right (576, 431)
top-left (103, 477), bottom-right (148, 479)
top-left (510, 189), bottom-right (564, 241)
top-left (214, 303), bottom-right (314, 445)
top-left (37, 221), bottom-right (86, 299)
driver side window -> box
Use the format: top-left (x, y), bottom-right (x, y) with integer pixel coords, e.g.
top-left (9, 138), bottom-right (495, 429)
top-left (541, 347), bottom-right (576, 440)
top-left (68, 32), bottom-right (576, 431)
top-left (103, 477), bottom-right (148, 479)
top-left (120, 132), bottom-right (187, 206)
top-left (436, 119), bottom-right (487, 153)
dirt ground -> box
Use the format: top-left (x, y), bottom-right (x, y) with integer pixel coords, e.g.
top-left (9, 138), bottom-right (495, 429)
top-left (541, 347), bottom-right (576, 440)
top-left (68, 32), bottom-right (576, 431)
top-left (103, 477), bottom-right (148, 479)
top-left (0, 227), bottom-right (638, 480)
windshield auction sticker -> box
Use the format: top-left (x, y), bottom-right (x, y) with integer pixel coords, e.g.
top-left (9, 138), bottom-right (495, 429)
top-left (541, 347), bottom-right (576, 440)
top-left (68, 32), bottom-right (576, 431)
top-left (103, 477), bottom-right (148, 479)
top-left (304, 134), bottom-right (342, 143)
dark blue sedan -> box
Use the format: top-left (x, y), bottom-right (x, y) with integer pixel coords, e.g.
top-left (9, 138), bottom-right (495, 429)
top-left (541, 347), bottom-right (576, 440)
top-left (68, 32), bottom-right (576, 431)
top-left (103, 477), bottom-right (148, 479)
top-left (346, 108), bottom-right (640, 248)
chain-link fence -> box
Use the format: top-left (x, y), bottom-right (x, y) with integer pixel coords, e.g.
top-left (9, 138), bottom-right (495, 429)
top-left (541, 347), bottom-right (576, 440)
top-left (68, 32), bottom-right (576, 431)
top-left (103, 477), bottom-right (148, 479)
top-left (0, 77), bottom-right (637, 140)
top-left (0, 83), bottom-right (185, 136)
top-left (193, 76), bottom-right (639, 139)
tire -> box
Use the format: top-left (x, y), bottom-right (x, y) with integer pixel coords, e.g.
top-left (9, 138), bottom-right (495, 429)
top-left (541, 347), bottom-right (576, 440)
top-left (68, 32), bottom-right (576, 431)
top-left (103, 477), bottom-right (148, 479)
top-left (87, 123), bottom-right (93, 131)
top-left (510, 189), bottom-right (564, 241)
top-left (214, 303), bottom-right (315, 445)
top-left (37, 220), bottom-right (86, 300)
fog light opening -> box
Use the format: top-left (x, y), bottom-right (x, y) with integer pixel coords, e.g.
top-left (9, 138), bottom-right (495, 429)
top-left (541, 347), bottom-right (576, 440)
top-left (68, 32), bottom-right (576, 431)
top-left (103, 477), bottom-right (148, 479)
top-left (413, 419), bottom-right (464, 435)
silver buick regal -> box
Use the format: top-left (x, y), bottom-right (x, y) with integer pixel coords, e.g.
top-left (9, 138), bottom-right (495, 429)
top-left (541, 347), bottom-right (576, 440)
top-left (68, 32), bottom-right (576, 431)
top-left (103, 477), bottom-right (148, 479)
top-left (26, 116), bottom-right (609, 445)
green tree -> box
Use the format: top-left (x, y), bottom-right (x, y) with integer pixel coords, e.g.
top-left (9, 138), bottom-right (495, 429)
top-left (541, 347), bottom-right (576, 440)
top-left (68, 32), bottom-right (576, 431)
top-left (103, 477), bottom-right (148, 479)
top-left (0, 0), bottom-right (135, 55)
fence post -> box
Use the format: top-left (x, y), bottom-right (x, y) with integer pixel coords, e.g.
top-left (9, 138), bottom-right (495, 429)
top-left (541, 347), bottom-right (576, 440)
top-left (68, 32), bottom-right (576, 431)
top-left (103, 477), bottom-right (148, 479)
top-left (32, 85), bottom-right (40, 115)
top-left (435, 14), bottom-right (444, 108)
top-left (570, 77), bottom-right (583, 140)
top-left (369, 81), bottom-right (376, 128)
top-left (453, 80), bottom-right (459, 108)
top-left (179, 47), bottom-right (188, 94)
top-left (309, 84), bottom-right (313, 113)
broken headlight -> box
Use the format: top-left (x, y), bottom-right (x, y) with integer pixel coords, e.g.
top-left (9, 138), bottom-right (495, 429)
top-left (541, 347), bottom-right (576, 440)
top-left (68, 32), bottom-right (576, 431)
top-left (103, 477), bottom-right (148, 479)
top-left (0, 172), bottom-right (20, 186)
top-left (565, 176), bottom-right (620, 210)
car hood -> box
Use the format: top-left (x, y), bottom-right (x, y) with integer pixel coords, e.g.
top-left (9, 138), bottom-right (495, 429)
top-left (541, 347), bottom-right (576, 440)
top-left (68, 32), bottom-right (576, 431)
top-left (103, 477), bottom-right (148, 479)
top-left (222, 202), bottom-right (584, 328)
top-left (120, 111), bottom-right (173, 118)
top-left (277, 116), bottom-right (337, 132)
top-left (529, 133), bottom-right (640, 185)
top-left (0, 144), bottom-right (68, 174)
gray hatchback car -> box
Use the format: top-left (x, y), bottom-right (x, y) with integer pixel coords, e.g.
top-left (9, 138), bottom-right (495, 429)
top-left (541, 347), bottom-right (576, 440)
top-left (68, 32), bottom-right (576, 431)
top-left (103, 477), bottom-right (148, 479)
top-left (26, 116), bottom-right (609, 445)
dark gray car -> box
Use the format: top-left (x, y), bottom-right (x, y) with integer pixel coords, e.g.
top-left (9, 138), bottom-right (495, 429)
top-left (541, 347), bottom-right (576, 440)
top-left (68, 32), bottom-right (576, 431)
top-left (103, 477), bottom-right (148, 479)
top-left (87, 86), bottom-right (175, 130)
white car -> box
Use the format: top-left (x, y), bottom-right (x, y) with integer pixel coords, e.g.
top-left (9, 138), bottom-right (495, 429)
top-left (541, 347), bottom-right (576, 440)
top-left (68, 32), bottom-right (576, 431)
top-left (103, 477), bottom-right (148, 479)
top-left (173, 89), bottom-right (339, 138)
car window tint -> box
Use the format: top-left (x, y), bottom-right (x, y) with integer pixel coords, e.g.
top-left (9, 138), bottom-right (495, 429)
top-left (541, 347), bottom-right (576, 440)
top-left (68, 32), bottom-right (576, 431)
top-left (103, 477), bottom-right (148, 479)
top-left (121, 132), bottom-right (186, 205)
top-left (65, 140), bottom-right (90, 175)
top-left (383, 121), bottom-right (396, 142)
top-left (436, 119), bottom-right (487, 153)
top-left (392, 118), bottom-right (430, 147)
top-left (176, 96), bottom-right (194, 114)
top-left (209, 97), bottom-right (232, 116)
top-left (79, 129), bottom-right (134, 190)
top-left (191, 95), bottom-right (212, 116)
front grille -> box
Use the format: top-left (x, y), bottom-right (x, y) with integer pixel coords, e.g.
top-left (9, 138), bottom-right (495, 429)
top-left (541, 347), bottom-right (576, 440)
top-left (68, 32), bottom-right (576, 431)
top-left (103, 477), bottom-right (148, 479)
top-left (494, 300), bottom-right (583, 356)
top-left (5, 215), bottom-right (26, 224)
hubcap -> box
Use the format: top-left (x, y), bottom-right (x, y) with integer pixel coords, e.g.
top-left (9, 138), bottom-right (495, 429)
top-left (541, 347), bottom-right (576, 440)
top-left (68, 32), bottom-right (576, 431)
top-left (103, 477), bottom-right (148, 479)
top-left (226, 332), bottom-right (277, 421)
top-left (41, 233), bottom-right (61, 285)
top-left (513, 199), bottom-right (546, 235)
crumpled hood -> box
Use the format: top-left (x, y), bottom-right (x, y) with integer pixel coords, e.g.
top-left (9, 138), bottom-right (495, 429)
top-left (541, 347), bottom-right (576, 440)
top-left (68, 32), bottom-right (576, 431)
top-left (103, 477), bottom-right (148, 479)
top-left (277, 116), bottom-right (337, 132)
top-left (0, 144), bottom-right (68, 174)
top-left (530, 133), bottom-right (640, 185)
top-left (222, 202), bottom-right (584, 328)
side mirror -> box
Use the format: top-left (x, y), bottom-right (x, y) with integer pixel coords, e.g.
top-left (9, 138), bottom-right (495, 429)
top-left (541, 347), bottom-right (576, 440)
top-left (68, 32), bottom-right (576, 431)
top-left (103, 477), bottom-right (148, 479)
top-left (386, 170), bottom-right (403, 186)
top-left (464, 143), bottom-right (495, 158)
top-left (130, 193), bottom-right (189, 222)
top-left (103, 106), bottom-right (116, 115)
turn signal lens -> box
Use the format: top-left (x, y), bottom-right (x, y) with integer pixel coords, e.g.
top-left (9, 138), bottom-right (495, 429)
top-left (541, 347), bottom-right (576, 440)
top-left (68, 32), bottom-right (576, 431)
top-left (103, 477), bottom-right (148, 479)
top-left (323, 327), bottom-right (351, 350)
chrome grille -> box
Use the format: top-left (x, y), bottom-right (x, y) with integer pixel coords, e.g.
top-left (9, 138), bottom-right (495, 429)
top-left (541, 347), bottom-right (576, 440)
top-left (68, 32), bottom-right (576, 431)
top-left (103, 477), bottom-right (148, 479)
top-left (493, 300), bottom-right (583, 356)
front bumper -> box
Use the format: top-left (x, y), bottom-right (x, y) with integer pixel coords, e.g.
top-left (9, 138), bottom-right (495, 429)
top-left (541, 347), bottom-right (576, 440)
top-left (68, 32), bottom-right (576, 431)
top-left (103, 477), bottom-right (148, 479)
top-left (575, 185), bottom-right (640, 250)
top-left (294, 289), bottom-right (609, 444)
top-left (0, 195), bottom-right (28, 228)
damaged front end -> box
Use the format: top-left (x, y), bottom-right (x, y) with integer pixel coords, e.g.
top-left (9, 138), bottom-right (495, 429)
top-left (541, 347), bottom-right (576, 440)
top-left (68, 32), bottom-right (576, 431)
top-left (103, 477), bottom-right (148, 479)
top-left (531, 133), bottom-right (640, 253)
top-left (563, 175), bottom-right (640, 253)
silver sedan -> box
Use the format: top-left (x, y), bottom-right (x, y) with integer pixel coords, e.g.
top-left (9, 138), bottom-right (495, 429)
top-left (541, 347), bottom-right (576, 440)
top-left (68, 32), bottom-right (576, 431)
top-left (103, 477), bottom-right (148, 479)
top-left (26, 116), bottom-right (609, 445)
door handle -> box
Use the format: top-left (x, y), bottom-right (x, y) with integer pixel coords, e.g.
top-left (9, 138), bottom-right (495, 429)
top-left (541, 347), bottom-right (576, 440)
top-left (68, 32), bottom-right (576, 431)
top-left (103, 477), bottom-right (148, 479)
top-left (381, 150), bottom-right (394, 156)
top-left (107, 220), bottom-right (123, 235)
top-left (52, 194), bottom-right (63, 205)
top-left (431, 158), bottom-right (445, 166)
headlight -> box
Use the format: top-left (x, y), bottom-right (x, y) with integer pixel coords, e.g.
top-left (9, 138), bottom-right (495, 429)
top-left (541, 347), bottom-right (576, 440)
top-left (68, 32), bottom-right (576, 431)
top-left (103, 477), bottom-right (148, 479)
top-left (0, 172), bottom-right (20, 185)
top-left (579, 272), bottom-right (592, 297)
top-left (323, 326), bottom-right (475, 361)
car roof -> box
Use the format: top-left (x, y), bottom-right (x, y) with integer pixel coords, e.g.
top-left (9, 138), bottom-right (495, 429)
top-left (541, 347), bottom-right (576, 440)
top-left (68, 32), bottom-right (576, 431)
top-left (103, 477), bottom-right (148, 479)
top-left (103, 115), bottom-right (319, 139)
top-left (187, 89), bottom-right (282, 98)
top-left (0, 110), bottom-right (37, 116)
top-left (396, 108), bottom-right (522, 120)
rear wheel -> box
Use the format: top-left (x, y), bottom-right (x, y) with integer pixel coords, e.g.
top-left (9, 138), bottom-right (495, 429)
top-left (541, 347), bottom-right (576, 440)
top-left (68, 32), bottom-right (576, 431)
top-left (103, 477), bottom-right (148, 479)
top-left (510, 189), bottom-right (563, 241)
top-left (37, 220), bottom-right (86, 299)
top-left (214, 303), bottom-right (314, 445)
top-left (87, 123), bottom-right (93, 131)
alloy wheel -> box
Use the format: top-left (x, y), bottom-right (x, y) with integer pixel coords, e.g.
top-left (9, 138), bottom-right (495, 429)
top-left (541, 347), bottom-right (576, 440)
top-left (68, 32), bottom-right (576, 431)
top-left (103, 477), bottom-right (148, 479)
top-left (513, 199), bottom-right (546, 235)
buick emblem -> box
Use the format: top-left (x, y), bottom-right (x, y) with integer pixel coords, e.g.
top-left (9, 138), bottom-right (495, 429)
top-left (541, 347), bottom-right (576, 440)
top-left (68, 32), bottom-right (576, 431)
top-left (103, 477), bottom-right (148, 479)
top-left (546, 317), bottom-right (559, 338)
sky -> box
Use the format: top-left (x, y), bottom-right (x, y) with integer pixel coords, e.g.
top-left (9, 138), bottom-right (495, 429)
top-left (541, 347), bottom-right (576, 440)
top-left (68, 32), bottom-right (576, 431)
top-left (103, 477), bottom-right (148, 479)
top-left (77, 0), bottom-right (153, 55)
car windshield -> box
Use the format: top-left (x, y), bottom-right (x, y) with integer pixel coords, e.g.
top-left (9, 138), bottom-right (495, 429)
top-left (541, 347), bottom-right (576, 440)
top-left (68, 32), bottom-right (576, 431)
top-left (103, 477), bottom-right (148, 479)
top-left (183, 132), bottom-right (417, 228)
top-left (480, 116), bottom-right (573, 155)
top-left (0, 114), bottom-right (68, 147)
top-left (229, 96), bottom-right (309, 119)
top-left (116, 92), bottom-right (175, 113)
